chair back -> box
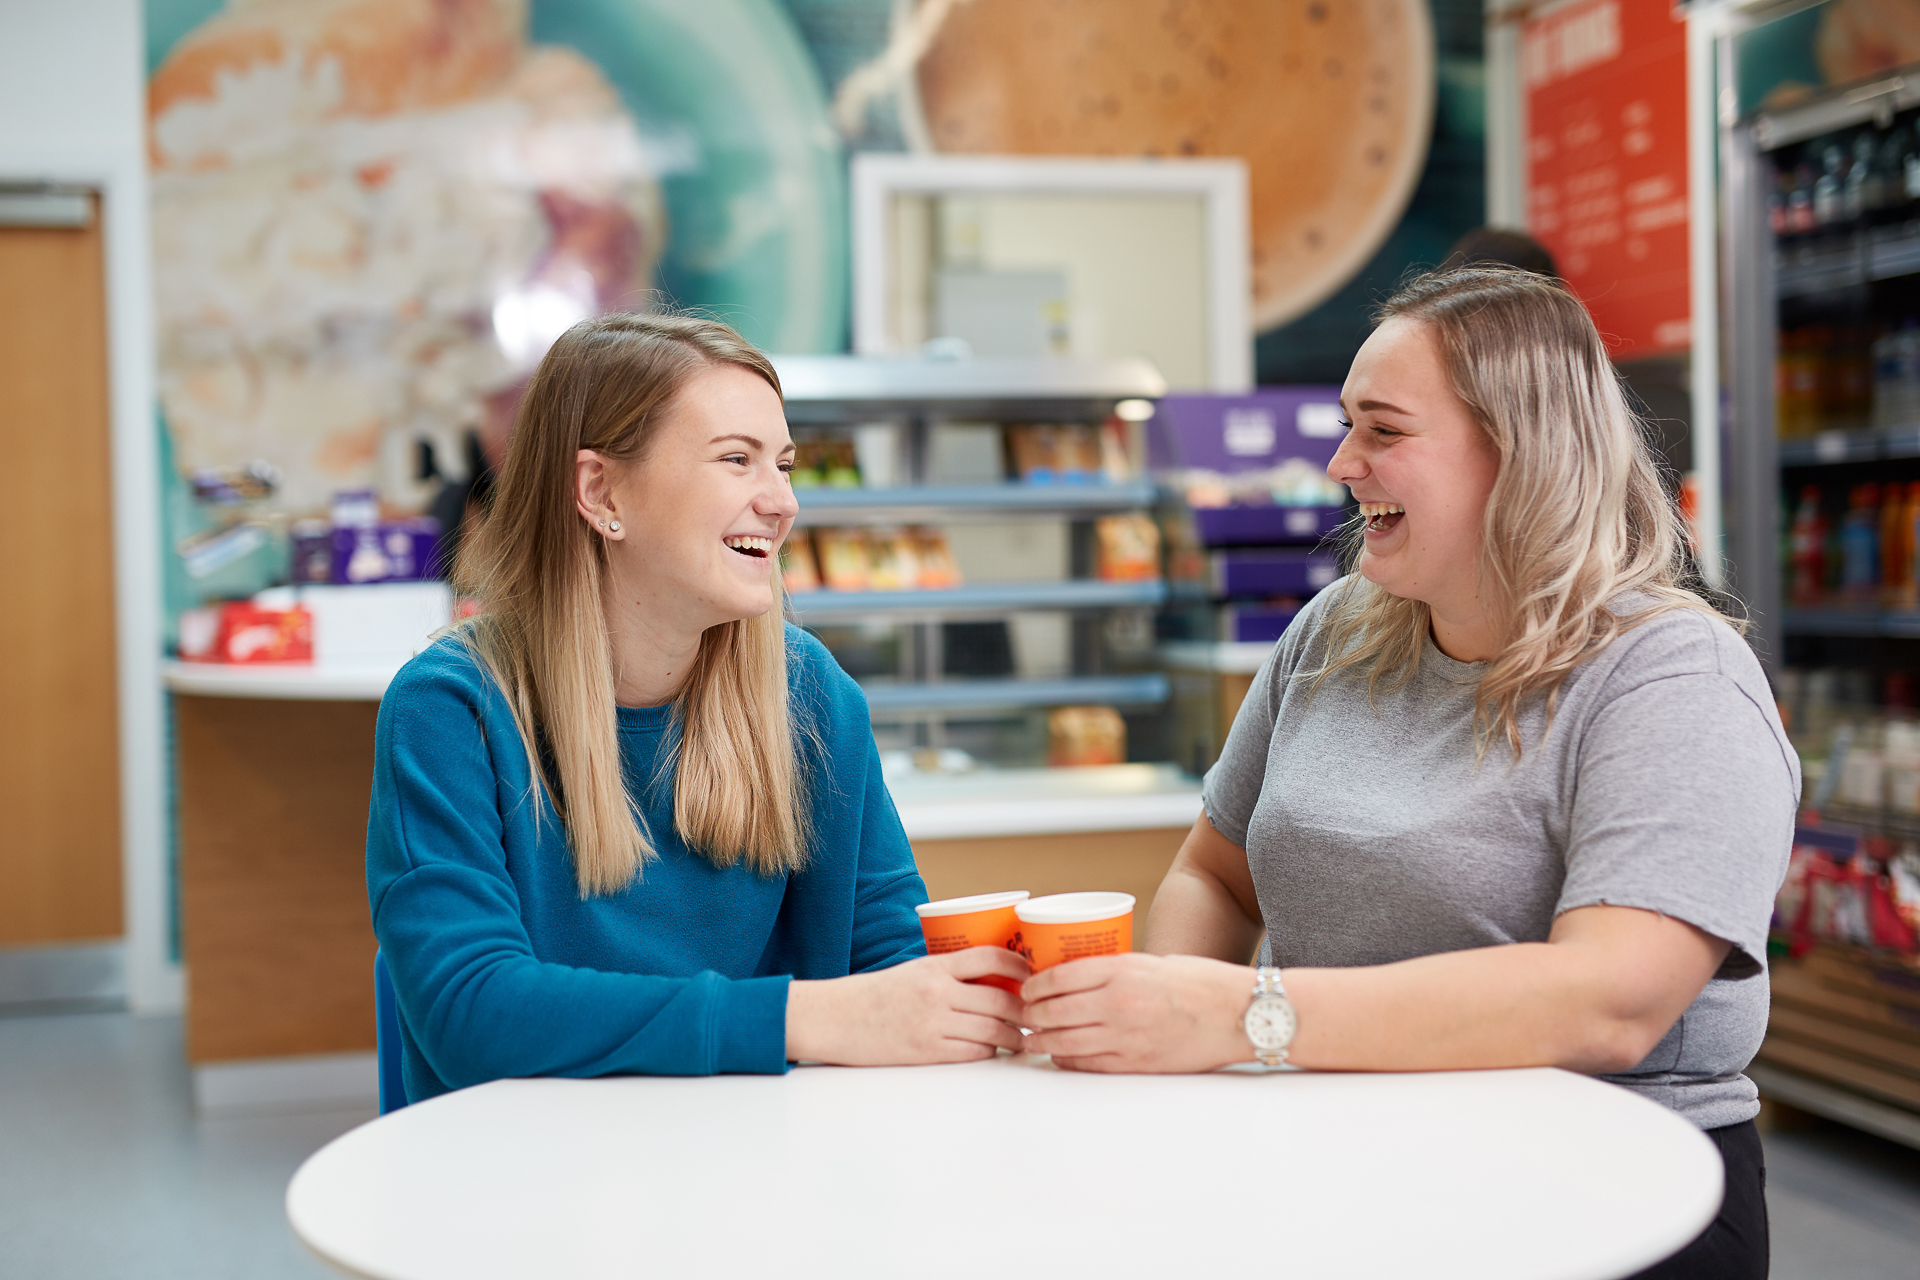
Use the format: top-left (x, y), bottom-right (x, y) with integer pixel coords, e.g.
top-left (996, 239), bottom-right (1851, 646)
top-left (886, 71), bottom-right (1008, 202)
top-left (374, 950), bottom-right (409, 1114)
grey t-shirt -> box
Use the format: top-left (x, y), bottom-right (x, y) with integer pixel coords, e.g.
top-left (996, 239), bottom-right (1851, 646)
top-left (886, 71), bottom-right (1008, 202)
top-left (1202, 580), bottom-right (1798, 1130)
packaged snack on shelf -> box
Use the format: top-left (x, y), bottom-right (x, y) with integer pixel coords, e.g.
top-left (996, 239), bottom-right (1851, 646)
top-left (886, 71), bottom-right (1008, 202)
top-left (1055, 424), bottom-right (1102, 482)
top-left (1100, 417), bottom-right (1135, 482)
top-left (1095, 513), bottom-right (1162, 582)
top-left (821, 436), bottom-right (862, 489)
top-left (779, 531), bottom-right (820, 593)
top-left (814, 527), bottom-right (871, 591)
top-left (1891, 845), bottom-right (1920, 934)
top-left (290, 519), bottom-right (333, 583)
top-left (1047, 705), bottom-right (1127, 767)
top-left (789, 439), bottom-right (825, 488)
top-left (181, 601), bottom-right (314, 664)
top-left (865, 526), bottom-right (918, 592)
top-left (1007, 424), bottom-right (1060, 483)
top-left (909, 526), bottom-right (962, 589)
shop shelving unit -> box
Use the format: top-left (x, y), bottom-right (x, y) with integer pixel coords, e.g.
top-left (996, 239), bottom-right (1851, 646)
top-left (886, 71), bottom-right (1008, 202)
top-left (772, 354), bottom-right (1173, 758)
top-left (1724, 67), bottom-right (1920, 1150)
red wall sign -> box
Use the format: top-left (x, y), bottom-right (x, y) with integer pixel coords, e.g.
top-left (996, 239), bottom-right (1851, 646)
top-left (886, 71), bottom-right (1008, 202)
top-left (1523, 0), bottom-right (1690, 360)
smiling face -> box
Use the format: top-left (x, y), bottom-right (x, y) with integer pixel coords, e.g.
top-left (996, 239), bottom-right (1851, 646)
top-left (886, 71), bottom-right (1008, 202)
top-left (1328, 316), bottom-right (1501, 626)
top-left (581, 362), bottom-right (798, 639)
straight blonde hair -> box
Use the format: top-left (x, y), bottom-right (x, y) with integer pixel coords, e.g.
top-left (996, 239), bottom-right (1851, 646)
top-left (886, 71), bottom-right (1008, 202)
top-left (1313, 266), bottom-right (1729, 756)
top-left (452, 314), bottom-right (809, 897)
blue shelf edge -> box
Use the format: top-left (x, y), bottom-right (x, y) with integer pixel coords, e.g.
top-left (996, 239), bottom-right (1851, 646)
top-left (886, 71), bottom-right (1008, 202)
top-left (789, 580), bottom-right (1167, 616)
top-left (1783, 609), bottom-right (1920, 638)
top-left (1779, 425), bottom-right (1920, 467)
top-left (794, 481), bottom-right (1155, 520)
top-left (860, 674), bottom-right (1171, 713)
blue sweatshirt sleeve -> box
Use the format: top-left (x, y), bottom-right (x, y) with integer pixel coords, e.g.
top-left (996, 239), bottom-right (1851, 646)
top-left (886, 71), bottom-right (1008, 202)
top-left (846, 731), bottom-right (932, 974)
top-left (785, 626), bottom-right (930, 975)
top-left (366, 653), bottom-right (790, 1084)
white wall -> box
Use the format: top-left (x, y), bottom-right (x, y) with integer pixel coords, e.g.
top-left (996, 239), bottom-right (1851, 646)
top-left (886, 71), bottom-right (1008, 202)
top-left (0, 0), bottom-right (178, 1012)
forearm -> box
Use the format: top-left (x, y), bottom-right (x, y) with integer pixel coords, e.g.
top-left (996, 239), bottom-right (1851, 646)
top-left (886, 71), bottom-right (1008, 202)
top-left (1283, 944), bottom-right (1657, 1074)
top-left (1143, 864), bottom-right (1262, 962)
top-left (1141, 816), bottom-right (1264, 962)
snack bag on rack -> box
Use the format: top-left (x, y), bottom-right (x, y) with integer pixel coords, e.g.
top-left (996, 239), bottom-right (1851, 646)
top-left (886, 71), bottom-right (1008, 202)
top-left (909, 527), bottom-right (962, 589)
top-left (1094, 513), bottom-right (1162, 582)
top-left (1047, 705), bottom-right (1126, 767)
top-left (779, 531), bottom-right (820, 593)
top-left (1869, 868), bottom-right (1920, 952)
top-left (1007, 424), bottom-right (1060, 483)
top-left (866, 527), bottom-right (917, 592)
top-left (1889, 844), bottom-right (1920, 936)
top-left (815, 528), bottom-right (871, 591)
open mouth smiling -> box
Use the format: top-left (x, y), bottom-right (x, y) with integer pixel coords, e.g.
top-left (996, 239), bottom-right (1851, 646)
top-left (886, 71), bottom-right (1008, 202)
top-left (1359, 502), bottom-right (1404, 534)
top-left (724, 535), bottom-right (774, 559)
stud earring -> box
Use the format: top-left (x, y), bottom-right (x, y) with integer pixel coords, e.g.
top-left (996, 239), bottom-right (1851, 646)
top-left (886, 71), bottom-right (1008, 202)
top-left (609, 521), bottom-right (621, 533)
top-left (596, 520), bottom-right (605, 527)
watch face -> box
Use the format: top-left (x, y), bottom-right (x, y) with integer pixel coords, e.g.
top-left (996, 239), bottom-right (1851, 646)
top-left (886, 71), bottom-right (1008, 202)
top-left (1246, 996), bottom-right (1297, 1050)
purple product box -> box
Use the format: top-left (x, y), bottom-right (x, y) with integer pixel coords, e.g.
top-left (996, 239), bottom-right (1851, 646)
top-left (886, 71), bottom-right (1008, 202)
top-left (1221, 603), bottom-right (1303, 643)
top-left (1192, 504), bottom-right (1348, 548)
top-left (331, 518), bottom-right (443, 585)
top-left (1147, 387), bottom-right (1348, 474)
top-left (1209, 549), bottom-right (1340, 598)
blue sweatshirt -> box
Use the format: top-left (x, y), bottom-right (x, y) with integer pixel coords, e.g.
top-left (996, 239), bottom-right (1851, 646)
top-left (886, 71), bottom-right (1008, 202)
top-left (366, 626), bottom-right (929, 1102)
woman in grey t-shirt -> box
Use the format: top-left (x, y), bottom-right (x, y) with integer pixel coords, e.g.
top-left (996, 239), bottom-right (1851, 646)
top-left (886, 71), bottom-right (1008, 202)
top-left (1022, 268), bottom-right (1795, 1279)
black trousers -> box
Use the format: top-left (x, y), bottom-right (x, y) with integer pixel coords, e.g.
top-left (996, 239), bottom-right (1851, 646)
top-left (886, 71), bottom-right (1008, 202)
top-left (1627, 1119), bottom-right (1768, 1279)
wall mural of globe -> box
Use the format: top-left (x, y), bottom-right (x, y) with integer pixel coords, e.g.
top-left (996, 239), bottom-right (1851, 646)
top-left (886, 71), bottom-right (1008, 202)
top-left (145, 0), bottom-right (1482, 523)
top-left (145, 0), bottom-right (847, 518)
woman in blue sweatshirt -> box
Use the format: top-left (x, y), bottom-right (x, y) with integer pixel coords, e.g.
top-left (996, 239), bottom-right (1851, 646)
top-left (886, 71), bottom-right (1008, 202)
top-left (367, 314), bottom-right (1028, 1104)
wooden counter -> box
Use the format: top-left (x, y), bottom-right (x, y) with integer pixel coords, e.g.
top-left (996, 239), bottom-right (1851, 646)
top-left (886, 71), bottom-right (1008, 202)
top-left (164, 662), bottom-right (1199, 1108)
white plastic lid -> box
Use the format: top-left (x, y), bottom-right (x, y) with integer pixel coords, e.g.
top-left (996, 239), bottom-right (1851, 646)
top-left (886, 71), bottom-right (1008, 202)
top-left (915, 890), bottom-right (1031, 919)
top-left (1015, 892), bottom-right (1136, 925)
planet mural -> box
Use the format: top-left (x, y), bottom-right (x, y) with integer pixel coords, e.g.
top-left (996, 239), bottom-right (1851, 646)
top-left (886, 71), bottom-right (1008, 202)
top-left (146, 0), bottom-right (846, 516)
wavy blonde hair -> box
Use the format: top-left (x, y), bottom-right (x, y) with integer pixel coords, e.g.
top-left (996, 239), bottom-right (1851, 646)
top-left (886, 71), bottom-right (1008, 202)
top-left (1313, 266), bottom-right (1728, 756)
top-left (453, 313), bottom-right (809, 897)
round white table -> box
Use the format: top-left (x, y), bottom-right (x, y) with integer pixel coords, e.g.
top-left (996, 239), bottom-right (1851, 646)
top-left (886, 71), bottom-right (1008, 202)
top-left (287, 1055), bottom-right (1722, 1280)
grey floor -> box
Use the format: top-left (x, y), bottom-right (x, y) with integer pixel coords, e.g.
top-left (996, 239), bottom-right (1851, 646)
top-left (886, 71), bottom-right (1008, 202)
top-left (4, 1009), bottom-right (1920, 1279)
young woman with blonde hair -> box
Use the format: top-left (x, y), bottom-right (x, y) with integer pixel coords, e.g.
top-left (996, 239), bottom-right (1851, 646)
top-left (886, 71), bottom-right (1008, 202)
top-left (367, 314), bottom-right (1026, 1104)
top-left (1021, 268), bottom-right (1793, 1278)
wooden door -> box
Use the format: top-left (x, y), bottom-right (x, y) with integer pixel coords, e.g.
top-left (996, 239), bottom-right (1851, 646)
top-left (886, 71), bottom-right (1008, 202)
top-left (0, 193), bottom-right (123, 947)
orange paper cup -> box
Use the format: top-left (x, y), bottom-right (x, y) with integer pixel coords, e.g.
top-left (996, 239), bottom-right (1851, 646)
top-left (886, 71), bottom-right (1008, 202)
top-left (1013, 892), bottom-right (1135, 971)
top-left (915, 891), bottom-right (1031, 993)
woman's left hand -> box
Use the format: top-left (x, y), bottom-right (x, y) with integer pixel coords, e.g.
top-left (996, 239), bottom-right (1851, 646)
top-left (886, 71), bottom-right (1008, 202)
top-left (1020, 954), bottom-right (1255, 1073)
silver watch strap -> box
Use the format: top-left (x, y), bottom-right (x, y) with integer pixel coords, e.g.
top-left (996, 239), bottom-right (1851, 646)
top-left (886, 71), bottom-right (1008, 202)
top-left (1250, 966), bottom-right (1290, 1067)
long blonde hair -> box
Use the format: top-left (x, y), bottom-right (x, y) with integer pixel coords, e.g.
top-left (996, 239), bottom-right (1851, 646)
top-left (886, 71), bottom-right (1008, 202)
top-left (1314, 266), bottom-right (1727, 755)
top-left (453, 313), bottom-right (810, 896)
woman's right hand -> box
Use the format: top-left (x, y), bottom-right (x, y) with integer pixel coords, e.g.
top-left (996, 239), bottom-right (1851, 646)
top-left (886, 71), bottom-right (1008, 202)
top-left (785, 948), bottom-right (1030, 1066)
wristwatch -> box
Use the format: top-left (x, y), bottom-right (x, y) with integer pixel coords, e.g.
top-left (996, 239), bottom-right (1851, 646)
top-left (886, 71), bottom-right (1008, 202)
top-left (1244, 966), bottom-right (1298, 1067)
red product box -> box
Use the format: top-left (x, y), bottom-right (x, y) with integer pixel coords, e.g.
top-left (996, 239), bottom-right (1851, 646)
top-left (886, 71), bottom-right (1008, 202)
top-left (209, 603), bottom-right (313, 664)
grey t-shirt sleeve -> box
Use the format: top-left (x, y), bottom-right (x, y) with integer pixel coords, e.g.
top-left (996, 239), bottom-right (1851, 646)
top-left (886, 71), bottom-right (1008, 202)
top-left (1201, 646), bottom-right (1287, 849)
top-left (1557, 670), bottom-right (1798, 979)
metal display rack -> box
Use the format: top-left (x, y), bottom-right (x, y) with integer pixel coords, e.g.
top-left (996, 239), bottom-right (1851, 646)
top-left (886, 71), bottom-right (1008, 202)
top-left (772, 354), bottom-right (1171, 758)
top-left (1724, 67), bottom-right (1920, 1149)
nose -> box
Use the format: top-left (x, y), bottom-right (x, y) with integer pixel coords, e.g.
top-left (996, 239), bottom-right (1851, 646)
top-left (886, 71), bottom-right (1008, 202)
top-left (1327, 427), bottom-right (1366, 487)
top-left (759, 466), bottom-right (800, 522)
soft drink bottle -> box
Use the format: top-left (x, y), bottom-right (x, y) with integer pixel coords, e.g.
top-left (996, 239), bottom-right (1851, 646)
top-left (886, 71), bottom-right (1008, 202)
top-left (1842, 483), bottom-right (1881, 604)
top-left (1900, 481), bottom-right (1920, 612)
top-left (1884, 482), bottom-right (1913, 606)
top-left (1791, 485), bottom-right (1828, 606)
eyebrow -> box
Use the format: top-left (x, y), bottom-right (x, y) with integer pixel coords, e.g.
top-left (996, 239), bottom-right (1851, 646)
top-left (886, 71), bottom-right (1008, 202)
top-left (1343, 399), bottom-right (1413, 416)
top-left (708, 433), bottom-right (797, 454)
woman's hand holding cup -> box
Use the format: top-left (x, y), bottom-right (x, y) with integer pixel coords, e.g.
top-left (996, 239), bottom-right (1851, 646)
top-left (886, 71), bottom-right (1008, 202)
top-left (785, 947), bottom-right (1031, 1066)
top-left (1021, 953), bottom-right (1256, 1074)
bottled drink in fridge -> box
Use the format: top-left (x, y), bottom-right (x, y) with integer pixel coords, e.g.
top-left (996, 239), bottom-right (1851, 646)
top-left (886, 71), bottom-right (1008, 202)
top-left (1842, 483), bottom-right (1882, 603)
top-left (1814, 144), bottom-right (1846, 226)
top-left (1874, 320), bottom-right (1920, 430)
top-left (1791, 485), bottom-right (1828, 606)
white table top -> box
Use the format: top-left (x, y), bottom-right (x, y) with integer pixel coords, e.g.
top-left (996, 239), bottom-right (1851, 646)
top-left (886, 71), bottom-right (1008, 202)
top-left (287, 1056), bottom-right (1720, 1280)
